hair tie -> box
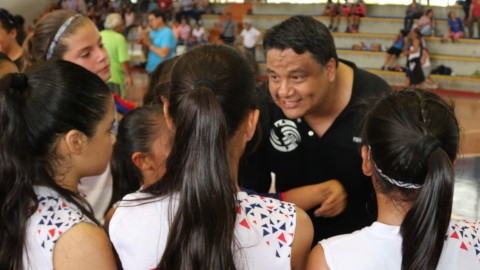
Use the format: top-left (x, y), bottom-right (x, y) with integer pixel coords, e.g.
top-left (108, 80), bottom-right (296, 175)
top-left (193, 78), bottom-right (216, 93)
top-left (11, 73), bottom-right (28, 91)
top-left (46, 14), bottom-right (83, 61)
top-left (415, 135), bottom-right (441, 162)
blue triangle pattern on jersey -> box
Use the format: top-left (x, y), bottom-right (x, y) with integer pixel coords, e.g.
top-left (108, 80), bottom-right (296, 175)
top-left (261, 214), bottom-right (268, 219)
top-left (280, 223), bottom-right (286, 231)
top-left (272, 227), bottom-right (278, 234)
top-left (276, 251), bottom-right (280, 258)
top-left (263, 229), bottom-right (270, 237)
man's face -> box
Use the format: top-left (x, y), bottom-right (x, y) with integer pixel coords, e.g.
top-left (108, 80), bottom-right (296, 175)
top-left (245, 22), bottom-right (251, 30)
top-left (266, 48), bottom-right (334, 120)
top-left (225, 13), bottom-right (232, 21)
top-left (148, 14), bottom-right (161, 30)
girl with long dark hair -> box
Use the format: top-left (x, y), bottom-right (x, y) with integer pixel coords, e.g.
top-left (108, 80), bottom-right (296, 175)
top-left (109, 44), bottom-right (313, 270)
top-left (307, 88), bottom-right (480, 270)
top-left (22, 9), bottom-right (135, 221)
top-left (0, 60), bottom-right (117, 269)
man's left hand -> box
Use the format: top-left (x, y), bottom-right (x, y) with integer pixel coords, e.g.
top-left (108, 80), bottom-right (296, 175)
top-left (312, 179), bottom-right (347, 218)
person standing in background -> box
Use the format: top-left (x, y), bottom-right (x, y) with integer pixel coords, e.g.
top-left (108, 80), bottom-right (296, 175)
top-left (219, 12), bottom-right (237, 44)
top-left (140, 10), bottom-right (176, 73)
top-left (0, 8), bottom-right (23, 70)
top-left (101, 13), bottom-right (133, 98)
top-left (240, 19), bottom-right (262, 59)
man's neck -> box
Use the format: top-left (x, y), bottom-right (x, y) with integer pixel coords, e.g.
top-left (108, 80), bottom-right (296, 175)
top-left (154, 23), bottom-right (166, 31)
top-left (303, 61), bottom-right (354, 136)
top-left (6, 42), bottom-right (22, 62)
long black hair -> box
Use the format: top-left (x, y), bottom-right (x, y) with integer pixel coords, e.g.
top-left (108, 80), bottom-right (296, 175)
top-left (108, 104), bottom-right (166, 215)
top-left (144, 44), bottom-right (257, 270)
top-left (0, 60), bottom-right (111, 269)
top-left (362, 88), bottom-right (459, 270)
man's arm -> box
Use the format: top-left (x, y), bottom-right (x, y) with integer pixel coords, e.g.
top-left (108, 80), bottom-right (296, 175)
top-left (121, 62), bottom-right (133, 88)
top-left (148, 44), bottom-right (172, 58)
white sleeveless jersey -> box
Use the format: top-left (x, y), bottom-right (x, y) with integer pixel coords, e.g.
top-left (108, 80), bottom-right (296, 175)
top-left (110, 191), bottom-right (297, 270)
top-left (319, 220), bottom-right (480, 270)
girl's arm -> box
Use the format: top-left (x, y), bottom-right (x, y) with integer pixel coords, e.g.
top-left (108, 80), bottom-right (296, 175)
top-left (306, 244), bottom-right (331, 270)
top-left (53, 223), bottom-right (117, 270)
top-left (290, 207), bottom-right (314, 270)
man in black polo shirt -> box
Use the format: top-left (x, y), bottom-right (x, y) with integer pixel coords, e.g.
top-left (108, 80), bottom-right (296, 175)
top-left (239, 15), bottom-right (391, 245)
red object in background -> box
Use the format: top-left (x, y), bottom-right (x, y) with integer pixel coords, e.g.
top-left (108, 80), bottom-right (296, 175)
top-left (157, 0), bottom-right (173, 11)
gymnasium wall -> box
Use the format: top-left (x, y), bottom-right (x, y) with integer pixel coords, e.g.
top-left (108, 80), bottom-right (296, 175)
top-left (2, 0), bottom-right (57, 25)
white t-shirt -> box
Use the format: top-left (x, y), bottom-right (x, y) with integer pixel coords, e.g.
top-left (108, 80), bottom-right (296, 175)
top-left (110, 191), bottom-right (296, 270)
top-left (319, 220), bottom-right (480, 270)
top-left (125, 12), bottom-right (135, 27)
top-left (77, 164), bottom-right (113, 223)
top-left (192, 27), bottom-right (205, 39)
top-left (23, 186), bottom-right (95, 269)
top-left (241, 27), bottom-right (261, 48)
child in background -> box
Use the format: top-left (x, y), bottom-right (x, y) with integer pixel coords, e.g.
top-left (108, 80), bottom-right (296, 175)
top-left (442, 11), bottom-right (465, 42)
top-left (382, 29), bottom-right (409, 71)
top-left (324, 0), bottom-right (340, 32)
top-left (341, 0), bottom-right (353, 32)
top-left (352, 0), bottom-right (366, 32)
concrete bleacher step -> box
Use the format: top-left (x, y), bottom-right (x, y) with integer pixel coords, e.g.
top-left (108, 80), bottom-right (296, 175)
top-left (257, 63), bottom-right (480, 93)
top-left (241, 15), bottom-right (451, 36)
top-left (252, 3), bottom-right (463, 19)
top-left (242, 44), bottom-right (480, 78)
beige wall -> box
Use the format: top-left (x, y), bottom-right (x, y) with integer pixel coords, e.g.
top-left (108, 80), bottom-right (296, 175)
top-left (2, 0), bottom-right (57, 25)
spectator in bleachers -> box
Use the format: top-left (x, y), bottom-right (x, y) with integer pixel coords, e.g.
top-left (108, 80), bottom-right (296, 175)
top-left (323, 0), bottom-right (340, 32)
top-left (404, 28), bottom-right (425, 87)
top-left (157, 0), bottom-right (173, 20)
top-left (0, 51), bottom-right (18, 77)
top-left (140, 10), bottom-right (176, 73)
top-left (467, 0), bottom-right (480, 37)
top-left (421, 49), bottom-right (439, 89)
top-left (137, 20), bottom-right (151, 60)
top-left (382, 29), bottom-right (408, 71)
top-left (169, 19), bottom-right (180, 42)
top-left (14, 15), bottom-right (26, 46)
top-left (457, 0), bottom-right (472, 20)
top-left (240, 19), bottom-right (262, 58)
top-left (148, 0), bottom-right (158, 12)
top-left (141, 0), bottom-right (150, 12)
top-left (0, 8), bottom-right (23, 70)
top-left (175, 0), bottom-right (195, 23)
top-left (341, 0), bottom-right (353, 32)
top-left (189, 22), bottom-right (206, 46)
top-left (112, 0), bottom-right (121, 10)
top-left (417, 9), bottom-right (435, 37)
top-left (191, 0), bottom-right (209, 23)
top-left (351, 0), bottom-right (366, 33)
top-left (442, 11), bottom-right (465, 42)
top-left (124, 5), bottom-right (136, 37)
top-left (404, 0), bottom-right (423, 32)
top-left (219, 12), bottom-right (237, 44)
top-left (101, 13), bottom-right (132, 98)
top-left (177, 17), bottom-right (191, 45)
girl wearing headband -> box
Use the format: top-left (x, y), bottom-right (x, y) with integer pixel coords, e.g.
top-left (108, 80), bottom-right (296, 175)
top-left (23, 10), bottom-right (110, 82)
top-left (109, 44), bottom-right (313, 270)
top-left (307, 88), bottom-right (480, 270)
top-left (0, 60), bottom-right (116, 269)
top-left (0, 8), bottom-right (23, 70)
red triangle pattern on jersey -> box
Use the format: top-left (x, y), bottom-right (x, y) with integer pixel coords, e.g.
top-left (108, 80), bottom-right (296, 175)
top-left (461, 242), bottom-right (468, 251)
top-left (239, 218), bottom-right (250, 229)
top-left (451, 231), bottom-right (460, 239)
top-left (278, 232), bottom-right (286, 243)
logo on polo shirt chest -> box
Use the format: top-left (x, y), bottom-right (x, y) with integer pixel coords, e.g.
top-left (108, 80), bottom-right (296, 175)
top-left (270, 119), bottom-right (301, 152)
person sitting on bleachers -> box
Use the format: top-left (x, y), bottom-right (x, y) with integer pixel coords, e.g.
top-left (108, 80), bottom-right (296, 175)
top-left (417, 9), bottom-right (435, 37)
top-left (404, 0), bottom-right (423, 31)
top-left (123, 5), bottom-right (136, 37)
top-left (177, 17), bottom-right (191, 45)
top-left (323, 0), bottom-right (340, 32)
top-left (467, 0), bottom-right (480, 37)
top-left (442, 11), bottom-right (465, 42)
top-left (382, 29), bottom-right (409, 71)
top-left (307, 88), bottom-right (480, 270)
top-left (351, 0), bottom-right (366, 33)
top-left (341, 0), bottom-right (353, 33)
top-left (189, 22), bottom-right (206, 47)
top-left (219, 12), bottom-right (237, 45)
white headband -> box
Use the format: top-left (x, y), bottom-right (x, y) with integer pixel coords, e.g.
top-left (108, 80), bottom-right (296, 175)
top-left (46, 14), bottom-right (83, 60)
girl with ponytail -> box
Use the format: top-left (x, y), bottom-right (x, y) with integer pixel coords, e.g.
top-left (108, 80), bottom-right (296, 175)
top-left (0, 60), bottom-right (116, 269)
top-left (109, 44), bottom-right (313, 270)
top-left (307, 88), bottom-right (480, 270)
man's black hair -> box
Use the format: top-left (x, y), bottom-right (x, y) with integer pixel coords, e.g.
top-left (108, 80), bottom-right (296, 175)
top-left (263, 15), bottom-right (338, 67)
top-left (148, 9), bottom-right (166, 23)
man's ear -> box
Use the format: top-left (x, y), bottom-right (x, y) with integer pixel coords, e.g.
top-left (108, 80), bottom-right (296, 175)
top-left (245, 109), bottom-right (260, 141)
top-left (63, 130), bottom-right (87, 155)
top-left (361, 145), bottom-right (373, 177)
top-left (163, 101), bottom-right (175, 132)
top-left (325, 57), bottom-right (337, 83)
top-left (132, 152), bottom-right (153, 170)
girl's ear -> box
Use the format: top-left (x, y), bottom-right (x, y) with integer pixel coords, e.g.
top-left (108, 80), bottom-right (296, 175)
top-left (245, 109), bottom-right (259, 141)
top-left (163, 101), bottom-right (175, 132)
top-left (361, 145), bottom-right (373, 177)
top-left (63, 130), bottom-right (87, 155)
top-left (131, 152), bottom-right (153, 170)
